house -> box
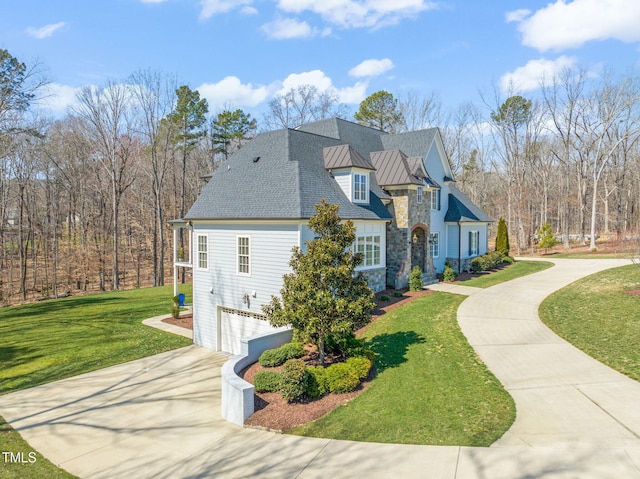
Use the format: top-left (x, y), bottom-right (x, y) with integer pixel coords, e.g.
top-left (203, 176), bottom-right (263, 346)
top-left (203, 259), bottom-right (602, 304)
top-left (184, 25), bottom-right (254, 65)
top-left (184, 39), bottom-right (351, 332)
top-left (172, 118), bottom-right (491, 354)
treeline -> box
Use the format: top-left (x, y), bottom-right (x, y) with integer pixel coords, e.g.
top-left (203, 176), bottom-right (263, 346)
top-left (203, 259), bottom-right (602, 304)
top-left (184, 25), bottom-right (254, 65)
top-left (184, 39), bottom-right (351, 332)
top-left (1, 47), bottom-right (639, 304)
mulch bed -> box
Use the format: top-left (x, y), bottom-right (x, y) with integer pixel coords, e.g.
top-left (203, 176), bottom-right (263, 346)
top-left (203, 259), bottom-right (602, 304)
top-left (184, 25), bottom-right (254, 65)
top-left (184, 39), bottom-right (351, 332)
top-left (159, 289), bottom-right (436, 431)
top-left (624, 290), bottom-right (640, 296)
top-left (162, 312), bottom-right (193, 330)
top-left (243, 287), bottom-right (434, 431)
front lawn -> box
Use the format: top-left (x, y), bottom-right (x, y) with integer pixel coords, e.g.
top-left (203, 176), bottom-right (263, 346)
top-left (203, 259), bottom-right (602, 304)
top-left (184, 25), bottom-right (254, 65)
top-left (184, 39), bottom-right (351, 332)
top-left (290, 292), bottom-right (515, 446)
top-left (459, 260), bottom-right (553, 288)
top-left (539, 264), bottom-right (640, 382)
top-left (0, 285), bottom-right (192, 479)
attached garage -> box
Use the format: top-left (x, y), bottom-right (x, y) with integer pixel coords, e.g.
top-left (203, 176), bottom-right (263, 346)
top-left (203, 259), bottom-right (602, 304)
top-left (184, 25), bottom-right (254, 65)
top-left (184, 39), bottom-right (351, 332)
top-left (219, 307), bottom-right (279, 355)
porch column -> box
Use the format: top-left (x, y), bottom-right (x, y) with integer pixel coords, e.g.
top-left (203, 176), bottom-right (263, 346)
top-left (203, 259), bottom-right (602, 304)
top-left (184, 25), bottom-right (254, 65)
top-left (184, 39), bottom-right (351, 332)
top-left (173, 227), bottom-right (178, 297)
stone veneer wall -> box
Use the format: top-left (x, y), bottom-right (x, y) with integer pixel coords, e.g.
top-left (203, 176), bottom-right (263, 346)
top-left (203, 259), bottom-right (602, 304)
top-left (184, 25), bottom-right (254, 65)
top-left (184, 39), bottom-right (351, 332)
top-left (445, 257), bottom-right (472, 273)
top-left (360, 267), bottom-right (386, 293)
top-left (385, 188), bottom-right (437, 288)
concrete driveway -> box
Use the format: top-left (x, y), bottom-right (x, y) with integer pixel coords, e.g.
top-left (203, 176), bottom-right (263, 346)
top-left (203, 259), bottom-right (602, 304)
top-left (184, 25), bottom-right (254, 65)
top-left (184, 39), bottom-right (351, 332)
top-left (1, 258), bottom-right (640, 478)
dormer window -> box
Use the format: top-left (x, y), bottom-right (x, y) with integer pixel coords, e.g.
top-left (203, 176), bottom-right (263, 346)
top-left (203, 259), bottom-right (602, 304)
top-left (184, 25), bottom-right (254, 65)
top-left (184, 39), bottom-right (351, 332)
top-left (353, 173), bottom-right (368, 203)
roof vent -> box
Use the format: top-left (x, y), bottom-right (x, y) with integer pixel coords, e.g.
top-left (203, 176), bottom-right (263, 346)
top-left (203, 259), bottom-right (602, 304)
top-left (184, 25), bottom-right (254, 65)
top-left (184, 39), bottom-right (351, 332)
top-left (252, 156), bottom-right (260, 163)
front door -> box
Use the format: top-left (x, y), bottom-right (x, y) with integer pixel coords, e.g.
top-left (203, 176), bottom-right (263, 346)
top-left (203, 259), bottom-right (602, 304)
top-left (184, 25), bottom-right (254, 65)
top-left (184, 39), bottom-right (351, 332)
top-left (411, 227), bottom-right (426, 272)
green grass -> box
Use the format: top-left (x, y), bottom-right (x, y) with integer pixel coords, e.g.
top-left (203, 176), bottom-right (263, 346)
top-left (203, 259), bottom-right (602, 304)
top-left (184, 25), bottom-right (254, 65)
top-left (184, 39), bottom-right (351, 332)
top-left (1, 415), bottom-right (77, 479)
top-left (460, 260), bottom-right (553, 288)
top-left (290, 292), bottom-right (515, 446)
top-left (0, 285), bottom-right (192, 478)
top-left (539, 265), bottom-right (640, 382)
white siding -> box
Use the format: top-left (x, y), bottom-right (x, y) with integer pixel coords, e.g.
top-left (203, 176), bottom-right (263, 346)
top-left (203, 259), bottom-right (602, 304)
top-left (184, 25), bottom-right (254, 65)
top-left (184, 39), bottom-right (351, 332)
top-left (192, 223), bottom-right (300, 351)
top-left (333, 171), bottom-right (351, 201)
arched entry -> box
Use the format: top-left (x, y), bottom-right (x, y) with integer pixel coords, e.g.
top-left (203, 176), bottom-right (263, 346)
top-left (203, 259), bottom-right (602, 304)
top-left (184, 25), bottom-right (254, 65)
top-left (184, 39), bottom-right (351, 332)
top-left (411, 225), bottom-right (427, 272)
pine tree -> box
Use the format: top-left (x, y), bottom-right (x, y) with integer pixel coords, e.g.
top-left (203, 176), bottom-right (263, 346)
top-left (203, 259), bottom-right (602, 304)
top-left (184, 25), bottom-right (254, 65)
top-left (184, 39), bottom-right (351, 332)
top-left (263, 200), bottom-right (375, 364)
top-left (537, 222), bottom-right (559, 254)
top-left (495, 217), bottom-right (510, 257)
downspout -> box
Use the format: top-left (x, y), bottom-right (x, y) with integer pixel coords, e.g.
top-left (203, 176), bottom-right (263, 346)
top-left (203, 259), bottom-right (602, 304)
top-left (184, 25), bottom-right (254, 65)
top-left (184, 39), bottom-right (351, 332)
top-left (457, 220), bottom-right (462, 274)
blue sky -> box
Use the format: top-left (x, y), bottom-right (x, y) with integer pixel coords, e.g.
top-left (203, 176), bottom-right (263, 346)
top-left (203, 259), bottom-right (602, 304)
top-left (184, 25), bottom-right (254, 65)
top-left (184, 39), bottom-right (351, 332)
top-left (2, 0), bottom-right (640, 120)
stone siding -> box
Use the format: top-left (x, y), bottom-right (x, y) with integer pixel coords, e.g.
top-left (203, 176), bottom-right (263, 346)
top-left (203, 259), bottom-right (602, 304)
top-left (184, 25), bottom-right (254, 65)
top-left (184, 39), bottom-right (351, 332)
top-left (445, 257), bottom-right (472, 273)
top-left (360, 267), bottom-right (386, 293)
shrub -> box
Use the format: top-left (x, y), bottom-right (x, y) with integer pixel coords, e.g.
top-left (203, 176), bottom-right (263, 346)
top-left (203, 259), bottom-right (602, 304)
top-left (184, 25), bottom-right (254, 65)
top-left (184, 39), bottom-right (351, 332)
top-left (409, 265), bottom-right (423, 291)
top-left (443, 264), bottom-right (457, 282)
top-left (471, 251), bottom-right (504, 273)
top-left (325, 362), bottom-right (360, 394)
top-left (254, 370), bottom-right (281, 393)
top-left (380, 294), bottom-right (390, 301)
top-left (502, 255), bottom-right (514, 264)
top-left (280, 359), bottom-right (308, 402)
top-left (346, 356), bottom-right (372, 380)
top-left (258, 341), bottom-right (306, 367)
top-left (495, 217), bottom-right (510, 256)
top-left (306, 366), bottom-right (330, 398)
top-left (393, 291), bottom-right (403, 298)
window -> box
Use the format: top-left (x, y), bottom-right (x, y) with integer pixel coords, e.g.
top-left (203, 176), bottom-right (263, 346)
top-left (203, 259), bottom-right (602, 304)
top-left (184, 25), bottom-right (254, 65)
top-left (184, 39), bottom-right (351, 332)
top-left (355, 235), bottom-right (381, 267)
top-left (431, 189), bottom-right (441, 210)
top-left (429, 232), bottom-right (439, 258)
top-left (197, 235), bottom-right (208, 270)
top-left (353, 173), bottom-right (368, 202)
top-left (237, 236), bottom-right (250, 275)
top-left (417, 187), bottom-right (423, 204)
top-left (469, 231), bottom-right (480, 256)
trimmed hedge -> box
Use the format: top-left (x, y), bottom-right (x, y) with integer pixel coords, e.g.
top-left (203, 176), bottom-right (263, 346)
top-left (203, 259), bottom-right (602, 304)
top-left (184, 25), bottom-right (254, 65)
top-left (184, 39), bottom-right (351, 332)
top-left (305, 356), bottom-right (372, 397)
top-left (306, 366), bottom-right (330, 398)
top-left (254, 370), bottom-right (281, 392)
top-left (325, 362), bottom-right (361, 394)
top-left (258, 341), bottom-right (306, 367)
top-left (470, 251), bottom-right (504, 273)
top-left (346, 356), bottom-right (372, 380)
top-left (280, 359), bottom-right (308, 402)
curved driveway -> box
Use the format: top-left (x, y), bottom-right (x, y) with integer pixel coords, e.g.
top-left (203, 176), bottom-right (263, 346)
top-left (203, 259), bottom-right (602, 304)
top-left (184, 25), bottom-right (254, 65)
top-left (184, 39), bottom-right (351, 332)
top-left (1, 258), bottom-right (640, 478)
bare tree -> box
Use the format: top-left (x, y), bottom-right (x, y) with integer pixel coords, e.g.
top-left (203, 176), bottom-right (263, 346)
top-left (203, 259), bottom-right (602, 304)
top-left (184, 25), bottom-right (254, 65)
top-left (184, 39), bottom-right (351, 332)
top-left (398, 90), bottom-right (442, 132)
top-left (73, 82), bottom-right (138, 290)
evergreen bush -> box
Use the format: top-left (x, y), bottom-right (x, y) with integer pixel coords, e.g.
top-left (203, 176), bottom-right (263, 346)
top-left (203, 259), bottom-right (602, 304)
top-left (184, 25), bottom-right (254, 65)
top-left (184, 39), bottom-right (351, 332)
top-left (306, 366), bottom-right (329, 398)
top-left (258, 341), bottom-right (305, 367)
top-left (443, 263), bottom-right (457, 282)
top-left (280, 359), bottom-right (308, 402)
top-left (325, 362), bottom-right (361, 394)
top-left (409, 265), bottom-right (423, 291)
top-left (346, 356), bottom-right (372, 380)
top-left (495, 217), bottom-right (510, 256)
top-left (254, 370), bottom-right (281, 392)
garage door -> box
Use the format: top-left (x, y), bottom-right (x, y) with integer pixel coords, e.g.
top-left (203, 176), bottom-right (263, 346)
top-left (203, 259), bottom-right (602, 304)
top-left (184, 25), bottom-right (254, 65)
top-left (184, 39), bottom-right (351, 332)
top-left (220, 307), bottom-right (276, 355)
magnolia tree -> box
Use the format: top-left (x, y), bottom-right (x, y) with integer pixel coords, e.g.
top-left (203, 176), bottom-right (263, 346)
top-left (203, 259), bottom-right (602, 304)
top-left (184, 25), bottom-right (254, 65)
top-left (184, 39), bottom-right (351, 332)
top-left (263, 200), bottom-right (375, 364)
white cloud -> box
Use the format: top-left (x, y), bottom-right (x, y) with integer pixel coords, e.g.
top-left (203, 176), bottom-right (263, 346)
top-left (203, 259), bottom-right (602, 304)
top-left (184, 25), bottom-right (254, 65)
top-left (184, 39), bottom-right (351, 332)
top-left (505, 9), bottom-right (530, 23)
top-left (278, 69), bottom-right (367, 104)
top-left (349, 58), bottom-right (394, 77)
top-left (26, 22), bottom-right (66, 39)
top-left (276, 0), bottom-right (436, 29)
top-left (241, 6), bottom-right (258, 15)
top-left (197, 76), bottom-right (272, 109)
top-left (261, 18), bottom-right (315, 39)
top-left (39, 83), bottom-right (80, 115)
top-left (499, 56), bottom-right (577, 93)
top-left (199, 0), bottom-right (253, 20)
top-left (513, 0), bottom-right (640, 51)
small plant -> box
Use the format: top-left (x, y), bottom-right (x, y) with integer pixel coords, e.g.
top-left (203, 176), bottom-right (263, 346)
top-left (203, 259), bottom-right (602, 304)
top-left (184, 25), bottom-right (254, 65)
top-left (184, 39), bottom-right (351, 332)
top-left (537, 222), bottom-right (559, 254)
top-left (393, 291), bottom-right (403, 297)
top-left (325, 362), bottom-right (360, 394)
top-left (258, 341), bottom-right (306, 367)
top-left (306, 366), bottom-right (330, 398)
top-left (280, 358), bottom-right (308, 402)
top-left (380, 294), bottom-right (390, 301)
top-left (409, 265), bottom-right (423, 291)
top-left (502, 255), bottom-right (515, 264)
top-left (345, 356), bottom-right (372, 380)
top-left (443, 264), bottom-right (457, 282)
top-left (171, 295), bottom-right (180, 319)
top-left (254, 370), bottom-right (281, 392)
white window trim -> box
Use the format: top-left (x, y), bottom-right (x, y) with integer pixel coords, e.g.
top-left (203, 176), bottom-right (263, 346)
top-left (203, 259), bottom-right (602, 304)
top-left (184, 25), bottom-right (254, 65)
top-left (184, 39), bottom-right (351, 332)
top-left (237, 235), bottom-right (251, 276)
top-left (470, 230), bottom-right (480, 256)
top-left (355, 234), bottom-right (381, 269)
top-left (353, 173), bottom-right (369, 204)
top-left (430, 231), bottom-right (439, 258)
top-left (431, 189), bottom-right (440, 210)
top-left (197, 234), bottom-right (208, 271)
top-left (417, 186), bottom-right (423, 204)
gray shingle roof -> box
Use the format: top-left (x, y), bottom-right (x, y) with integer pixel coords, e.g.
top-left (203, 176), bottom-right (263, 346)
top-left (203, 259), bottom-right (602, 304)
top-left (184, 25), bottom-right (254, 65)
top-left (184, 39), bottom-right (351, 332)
top-left (184, 128), bottom-right (392, 221)
top-left (370, 150), bottom-right (423, 187)
top-left (380, 128), bottom-right (438, 157)
top-left (444, 184), bottom-right (492, 223)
